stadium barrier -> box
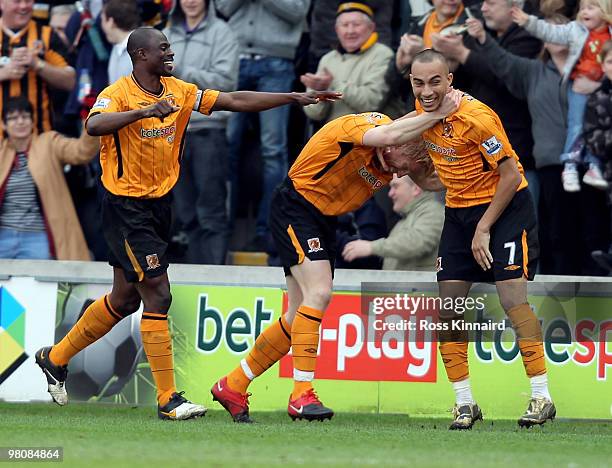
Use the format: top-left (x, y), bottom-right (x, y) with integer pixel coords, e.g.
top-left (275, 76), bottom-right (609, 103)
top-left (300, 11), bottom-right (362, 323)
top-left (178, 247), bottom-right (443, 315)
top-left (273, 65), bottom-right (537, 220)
top-left (0, 260), bottom-right (610, 419)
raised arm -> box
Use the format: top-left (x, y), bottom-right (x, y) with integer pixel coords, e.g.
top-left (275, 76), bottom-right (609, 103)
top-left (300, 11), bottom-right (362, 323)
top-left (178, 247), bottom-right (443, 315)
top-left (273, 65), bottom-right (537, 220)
top-left (50, 130), bottom-right (100, 165)
top-left (36, 59), bottom-right (76, 91)
top-left (212, 90), bottom-right (341, 113)
top-left (513, 8), bottom-right (574, 46)
top-left (362, 113), bottom-right (442, 146)
top-left (465, 19), bottom-right (535, 100)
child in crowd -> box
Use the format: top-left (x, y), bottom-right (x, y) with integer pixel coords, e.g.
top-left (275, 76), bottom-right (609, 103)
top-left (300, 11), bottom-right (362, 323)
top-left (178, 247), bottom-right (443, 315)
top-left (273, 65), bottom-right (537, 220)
top-left (513, 0), bottom-right (612, 192)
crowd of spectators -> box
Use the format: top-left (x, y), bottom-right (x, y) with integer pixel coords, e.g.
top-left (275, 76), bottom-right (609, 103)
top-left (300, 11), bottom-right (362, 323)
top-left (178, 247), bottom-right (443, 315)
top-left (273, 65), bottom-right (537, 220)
top-left (0, 0), bottom-right (610, 277)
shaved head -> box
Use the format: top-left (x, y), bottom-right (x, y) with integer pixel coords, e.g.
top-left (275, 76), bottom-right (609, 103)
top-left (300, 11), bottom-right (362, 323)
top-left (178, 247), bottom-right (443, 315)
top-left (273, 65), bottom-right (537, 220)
top-left (411, 49), bottom-right (450, 75)
top-left (127, 27), bottom-right (166, 62)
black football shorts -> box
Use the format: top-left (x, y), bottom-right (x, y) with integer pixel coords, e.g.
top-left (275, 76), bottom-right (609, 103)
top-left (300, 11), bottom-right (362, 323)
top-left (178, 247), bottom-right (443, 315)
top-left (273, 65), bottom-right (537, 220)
top-left (102, 190), bottom-right (172, 283)
top-left (269, 179), bottom-right (337, 276)
top-left (437, 188), bottom-right (539, 283)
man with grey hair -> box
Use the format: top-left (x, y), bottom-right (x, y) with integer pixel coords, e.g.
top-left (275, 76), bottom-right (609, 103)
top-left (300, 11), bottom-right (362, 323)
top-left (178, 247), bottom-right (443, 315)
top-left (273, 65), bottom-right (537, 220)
top-left (301, 2), bottom-right (394, 123)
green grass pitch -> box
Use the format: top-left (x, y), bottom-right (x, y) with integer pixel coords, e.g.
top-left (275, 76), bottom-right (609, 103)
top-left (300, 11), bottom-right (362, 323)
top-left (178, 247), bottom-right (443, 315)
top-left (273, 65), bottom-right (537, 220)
top-left (1, 402), bottom-right (610, 467)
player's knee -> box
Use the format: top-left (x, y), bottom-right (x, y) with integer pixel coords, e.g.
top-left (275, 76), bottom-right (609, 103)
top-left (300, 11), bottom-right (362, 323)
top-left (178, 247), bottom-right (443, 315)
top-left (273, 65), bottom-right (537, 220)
top-left (304, 288), bottom-right (332, 310)
top-left (108, 291), bottom-right (141, 318)
top-left (121, 295), bottom-right (142, 316)
top-left (438, 298), bottom-right (462, 321)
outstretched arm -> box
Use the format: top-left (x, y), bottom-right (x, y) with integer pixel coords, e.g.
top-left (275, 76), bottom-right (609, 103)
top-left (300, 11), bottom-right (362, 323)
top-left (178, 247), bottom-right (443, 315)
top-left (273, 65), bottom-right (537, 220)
top-left (212, 90), bottom-right (341, 113)
top-left (363, 112), bottom-right (443, 147)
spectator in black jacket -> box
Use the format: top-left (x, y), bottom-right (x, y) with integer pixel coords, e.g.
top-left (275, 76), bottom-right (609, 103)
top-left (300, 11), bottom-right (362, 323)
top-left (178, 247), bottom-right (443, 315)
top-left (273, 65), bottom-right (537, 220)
top-left (585, 40), bottom-right (612, 272)
top-left (428, 0), bottom-right (542, 207)
top-left (468, 15), bottom-right (609, 275)
top-left (584, 40), bottom-right (612, 165)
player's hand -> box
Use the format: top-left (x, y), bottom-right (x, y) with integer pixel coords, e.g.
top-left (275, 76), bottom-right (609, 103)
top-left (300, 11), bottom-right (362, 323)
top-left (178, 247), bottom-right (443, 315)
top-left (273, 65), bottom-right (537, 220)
top-left (471, 227), bottom-right (493, 270)
top-left (300, 67), bottom-right (334, 91)
top-left (431, 88), bottom-right (462, 119)
top-left (294, 90), bottom-right (342, 105)
top-left (376, 147), bottom-right (391, 172)
top-left (342, 240), bottom-right (373, 262)
top-left (142, 100), bottom-right (180, 119)
top-left (511, 6), bottom-right (529, 26)
top-left (466, 18), bottom-right (486, 45)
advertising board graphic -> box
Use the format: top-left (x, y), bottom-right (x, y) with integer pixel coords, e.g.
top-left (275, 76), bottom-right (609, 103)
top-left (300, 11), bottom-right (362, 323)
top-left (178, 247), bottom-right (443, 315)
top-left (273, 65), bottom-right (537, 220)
top-left (0, 277), bottom-right (57, 402)
top-left (3, 280), bottom-right (608, 418)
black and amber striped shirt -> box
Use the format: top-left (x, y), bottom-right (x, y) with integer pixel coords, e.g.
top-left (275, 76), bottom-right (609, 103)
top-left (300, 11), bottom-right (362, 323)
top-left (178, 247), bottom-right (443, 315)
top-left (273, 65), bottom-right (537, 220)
top-left (289, 112), bottom-right (393, 216)
top-left (0, 20), bottom-right (71, 135)
top-left (416, 93), bottom-right (528, 208)
top-left (87, 75), bottom-right (219, 198)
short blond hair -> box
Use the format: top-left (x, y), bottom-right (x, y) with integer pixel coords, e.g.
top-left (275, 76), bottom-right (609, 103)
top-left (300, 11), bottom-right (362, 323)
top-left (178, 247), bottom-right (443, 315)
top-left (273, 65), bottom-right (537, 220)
top-left (581, 0), bottom-right (612, 23)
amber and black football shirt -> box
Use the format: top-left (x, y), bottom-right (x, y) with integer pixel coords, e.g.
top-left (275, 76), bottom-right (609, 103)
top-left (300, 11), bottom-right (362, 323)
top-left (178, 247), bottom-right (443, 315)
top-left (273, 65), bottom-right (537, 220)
top-left (416, 93), bottom-right (528, 208)
top-left (87, 74), bottom-right (218, 198)
top-left (289, 112), bottom-right (393, 216)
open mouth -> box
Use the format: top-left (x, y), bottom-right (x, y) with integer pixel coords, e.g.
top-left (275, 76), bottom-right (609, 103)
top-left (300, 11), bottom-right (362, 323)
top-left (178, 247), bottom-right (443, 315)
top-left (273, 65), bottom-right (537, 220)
top-left (421, 96), bottom-right (437, 107)
top-left (163, 60), bottom-right (175, 71)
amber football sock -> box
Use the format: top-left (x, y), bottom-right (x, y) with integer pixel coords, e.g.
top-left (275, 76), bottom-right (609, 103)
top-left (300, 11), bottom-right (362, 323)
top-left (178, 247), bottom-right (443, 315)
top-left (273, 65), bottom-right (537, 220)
top-left (227, 315), bottom-right (292, 394)
top-left (50, 295), bottom-right (121, 366)
top-left (438, 320), bottom-right (469, 383)
top-left (291, 305), bottom-right (323, 400)
top-left (141, 312), bottom-right (176, 406)
top-left (507, 303), bottom-right (546, 377)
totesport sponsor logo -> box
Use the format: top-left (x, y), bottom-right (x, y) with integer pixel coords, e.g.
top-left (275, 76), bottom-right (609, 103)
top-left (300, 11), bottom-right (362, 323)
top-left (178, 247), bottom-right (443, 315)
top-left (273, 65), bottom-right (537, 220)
top-left (141, 125), bottom-right (176, 139)
top-left (537, 317), bottom-right (611, 380)
top-left (358, 166), bottom-right (384, 191)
